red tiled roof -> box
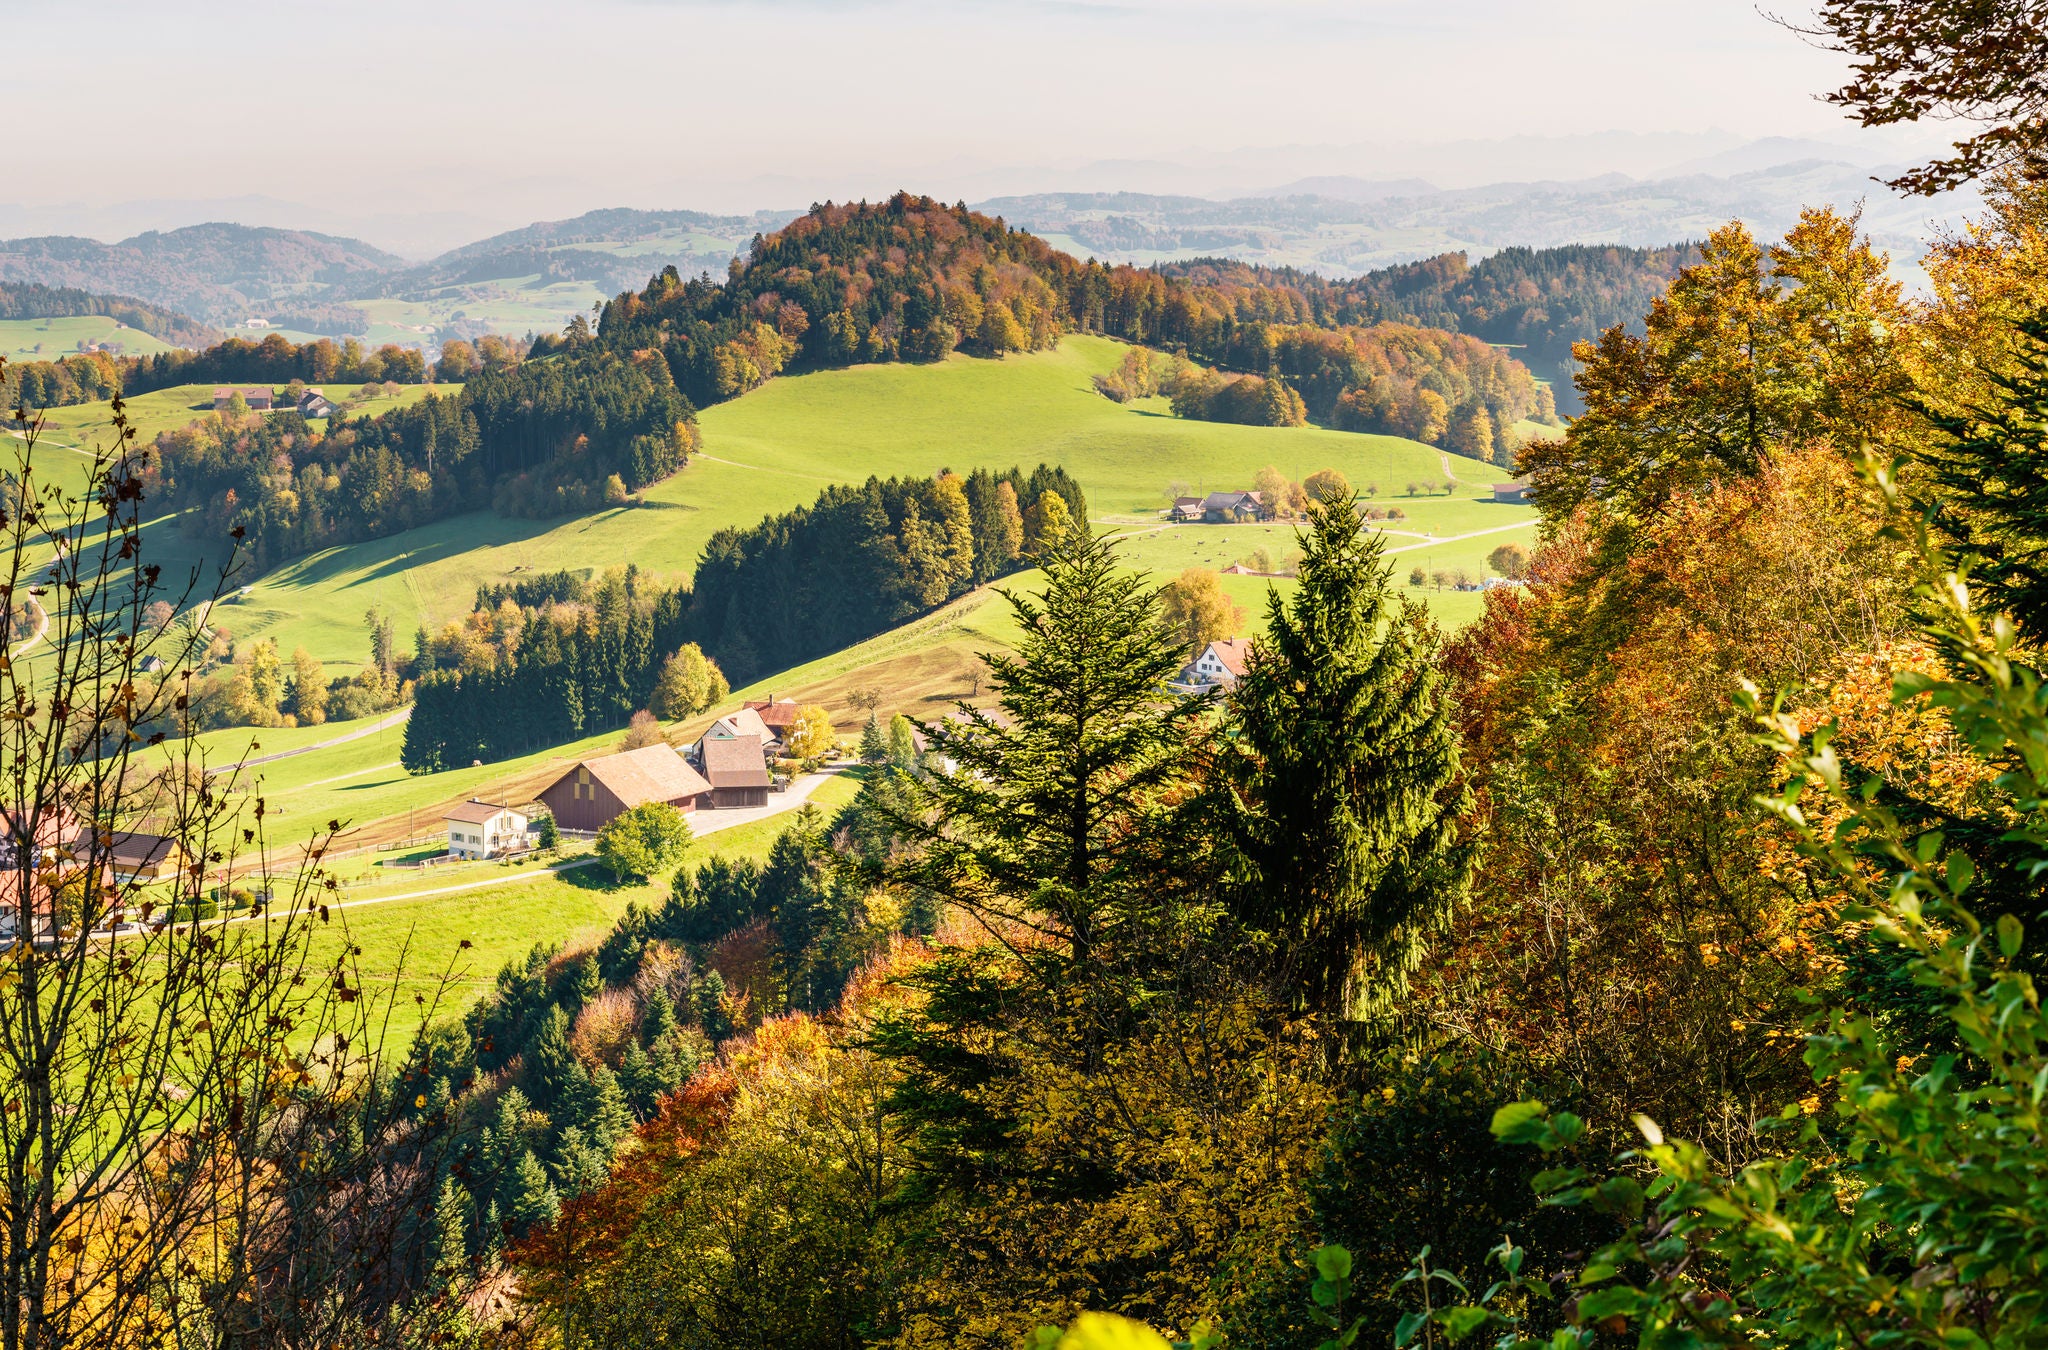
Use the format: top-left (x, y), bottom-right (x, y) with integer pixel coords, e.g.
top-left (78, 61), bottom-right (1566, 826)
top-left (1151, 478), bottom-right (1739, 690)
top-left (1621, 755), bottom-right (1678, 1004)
top-left (742, 699), bottom-right (802, 730)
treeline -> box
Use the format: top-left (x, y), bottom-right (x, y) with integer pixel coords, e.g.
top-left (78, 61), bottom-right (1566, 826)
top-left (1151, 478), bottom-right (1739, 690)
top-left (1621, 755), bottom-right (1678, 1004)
top-left (688, 463), bottom-right (1082, 680)
top-left (401, 464), bottom-right (1082, 769)
top-left (1160, 243), bottom-right (1695, 412)
top-left (594, 192), bottom-right (1547, 438)
top-left (0, 280), bottom-right (218, 346)
top-left (402, 569), bottom-right (686, 771)
top-left (147, 343), bottom-right (695, 569)
top-left (2, 328), bottom-right (444, 411)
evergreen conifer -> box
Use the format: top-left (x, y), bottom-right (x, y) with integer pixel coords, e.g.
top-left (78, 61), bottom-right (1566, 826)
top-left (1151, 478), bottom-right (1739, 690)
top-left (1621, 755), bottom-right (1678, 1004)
top-left (1219, 494), bottom-right (1473, 1023)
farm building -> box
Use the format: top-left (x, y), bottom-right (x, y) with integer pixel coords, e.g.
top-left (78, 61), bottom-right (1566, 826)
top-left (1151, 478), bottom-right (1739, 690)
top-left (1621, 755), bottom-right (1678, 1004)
top-left (442, 800), bottom-right (530, 859)
top-left (742, 699), bottom-right (803, 744)
top-left (1174, 637), bottom-right (1253, 693)
top-left (1492, 481), bottom-right (1533, 503)
top-left (213, 387), bottom-right (274, 412)
top-left (535, 746), bottom-right (713, 832)
top-left (698, 734), bottom-right (772, 809)
top-left (106, 830), bottom-right (185, 884)
top-left (704, 706), bottom-right (776, 750)
top-left (1170, 496), bottom-right (1205, 522)
top-left (1201, 490), bottom-right (1265, 523)
top-left (297, 388), bottom-right (338, 418)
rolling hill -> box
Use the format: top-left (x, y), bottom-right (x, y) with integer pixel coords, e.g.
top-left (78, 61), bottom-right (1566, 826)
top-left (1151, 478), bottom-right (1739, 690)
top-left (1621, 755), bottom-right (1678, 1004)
top-left (103, 334), bottom-right (1524, 673)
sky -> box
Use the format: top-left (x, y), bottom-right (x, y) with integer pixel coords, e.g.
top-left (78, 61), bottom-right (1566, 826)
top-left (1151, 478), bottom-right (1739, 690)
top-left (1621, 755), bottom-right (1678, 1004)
top-left (17, 0), bottom-right (1950, 252)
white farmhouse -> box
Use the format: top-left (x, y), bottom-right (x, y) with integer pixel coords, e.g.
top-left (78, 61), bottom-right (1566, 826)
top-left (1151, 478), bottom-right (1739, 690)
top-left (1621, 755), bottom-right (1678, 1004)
top-left (443, 800), bottom-right (529, 859)
top-left (1174, 637), bottom-right (1252, 693)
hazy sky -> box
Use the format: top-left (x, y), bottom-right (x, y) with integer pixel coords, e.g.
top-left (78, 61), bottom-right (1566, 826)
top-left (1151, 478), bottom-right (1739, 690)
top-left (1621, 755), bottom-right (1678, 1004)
top-left (19, 0), bottom-right (1940, 246)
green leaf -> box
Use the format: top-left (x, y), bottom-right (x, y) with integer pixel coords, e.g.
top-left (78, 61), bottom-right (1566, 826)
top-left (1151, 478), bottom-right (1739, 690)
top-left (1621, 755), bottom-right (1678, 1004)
top-left (1948, 851), bottom-right (1977, 898)
top-left (1394, 1313), bottom-right (1427, 1348)
top-left (1998, 912), bottom-right (2022, 958)
top-left (1314, 1244), bottom-right (1354, 1281)
top-left (1491, 1100), bottom-right (1549, 1144)
top-left (1439, 1307), bottom-right (1491, 1342)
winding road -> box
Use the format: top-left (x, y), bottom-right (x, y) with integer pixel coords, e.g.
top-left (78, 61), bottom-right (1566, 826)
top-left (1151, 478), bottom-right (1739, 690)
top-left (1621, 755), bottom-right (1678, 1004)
top-left (206, 706), bottom-right (413, 776)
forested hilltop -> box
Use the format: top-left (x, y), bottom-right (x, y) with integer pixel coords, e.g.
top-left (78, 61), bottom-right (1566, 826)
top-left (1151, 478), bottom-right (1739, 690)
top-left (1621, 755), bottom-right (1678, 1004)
top-left (1159, 243), bottom-right (1695, 410)
top-left (600, 193), bottom-right (1552, 439)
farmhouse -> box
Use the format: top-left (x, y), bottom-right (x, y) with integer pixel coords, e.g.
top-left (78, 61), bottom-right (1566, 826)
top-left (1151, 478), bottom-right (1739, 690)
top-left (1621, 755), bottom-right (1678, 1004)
top-left (698, 734), bottom-right (772, 809)
top-left (742, 699), bottom-right (803, 744)
top-left (704, 706), bottom-right (777, 751)
top-left (442, 800), bottom-right (530, 859)
top-left (0, 802), bottom-right (96, 939)
top-left (106, 830), bottom-right (185, 884)
top-left (297, 388), bottom-right (337, 418)
top-left (213, 387), bottom-right (274, 412)
top-left (1201, 490), bottom-right (1265, 523)
top-left (1170, 496), bottom-right (1205, 522)
top-left (1174, 637), bottom-right (1252, 693)
top-left (536, 746), bottom-right (713, 832)
top-left (1492, 480), bottom-right (1533, 503)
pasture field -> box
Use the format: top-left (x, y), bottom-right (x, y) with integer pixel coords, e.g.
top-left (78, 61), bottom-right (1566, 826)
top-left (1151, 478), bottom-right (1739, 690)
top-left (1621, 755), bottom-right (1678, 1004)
top-left (0, 315), bottom-right (184, 360)
top-left (100, 334), bottom-right (1521, 668)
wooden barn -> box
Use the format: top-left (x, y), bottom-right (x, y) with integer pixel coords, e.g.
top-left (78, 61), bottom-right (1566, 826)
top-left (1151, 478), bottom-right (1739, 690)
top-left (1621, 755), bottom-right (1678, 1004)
top-left (535, 744), bottom-right (713, 832)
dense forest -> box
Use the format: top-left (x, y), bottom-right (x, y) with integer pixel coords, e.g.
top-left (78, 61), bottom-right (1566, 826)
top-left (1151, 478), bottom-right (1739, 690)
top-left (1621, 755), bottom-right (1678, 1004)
top-left (1158, 242), bottom-right (1695, 412)
top-left (147, 339), bottom-right (693, 570)
top-left (399, 465), bottom-right (1083, 769)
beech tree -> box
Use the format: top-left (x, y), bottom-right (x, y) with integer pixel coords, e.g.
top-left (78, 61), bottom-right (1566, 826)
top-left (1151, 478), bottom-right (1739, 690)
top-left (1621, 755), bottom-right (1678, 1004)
top-left (1157, 567), bottom-right (1242, 656)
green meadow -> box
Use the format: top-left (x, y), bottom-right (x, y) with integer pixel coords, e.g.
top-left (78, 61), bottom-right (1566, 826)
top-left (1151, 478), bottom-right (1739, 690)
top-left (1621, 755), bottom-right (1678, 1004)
top-left (0, 315), bottom-right (184, 360)
top-left (52, 334), bottom-right (1522, 670)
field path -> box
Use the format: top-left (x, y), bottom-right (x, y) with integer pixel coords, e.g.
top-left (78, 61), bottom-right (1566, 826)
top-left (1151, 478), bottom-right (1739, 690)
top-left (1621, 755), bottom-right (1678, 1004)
top-left (210, 707), bottom-right (414, 776)
top-left (1381, 520), bottom-right (1535, 555)
top-left (4, 596), bottom-right (48, 656)
top-left (693, 450), bottom-right (838, 484)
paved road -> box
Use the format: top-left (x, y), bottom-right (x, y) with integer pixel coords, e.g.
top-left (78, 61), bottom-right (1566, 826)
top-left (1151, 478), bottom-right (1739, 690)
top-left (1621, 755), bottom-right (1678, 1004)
top-left (208, 706), bottom-right (413, 776)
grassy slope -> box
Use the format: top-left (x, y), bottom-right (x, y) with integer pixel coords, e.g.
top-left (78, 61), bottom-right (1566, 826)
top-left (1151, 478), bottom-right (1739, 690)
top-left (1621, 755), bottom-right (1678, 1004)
top-left (73, 335), bottom-right (1522, 667)
top-left (0, 315), bottom-right (183, 360)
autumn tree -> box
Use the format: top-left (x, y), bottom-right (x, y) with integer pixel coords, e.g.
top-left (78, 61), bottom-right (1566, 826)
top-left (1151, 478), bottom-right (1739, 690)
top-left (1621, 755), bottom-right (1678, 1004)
top-left (1801, 0), bottom-right (2048, 194)
top-left (1487, 541), bottom-right (1529, 580)
top-left (1303, 467), bottom-right (1352, 504)
top-left (288, 645), bottom-right (327, 723)
top-left (1157, 567), bottom-right (1243, 656)
top-left (619, 708), bottom-right (665, 751)
top-left (784, 704), bottom-right (836, 761)
top-left (651, 642), bottom-right (729, 720)
top-left (1021, 490), bottom-right (1073, 556)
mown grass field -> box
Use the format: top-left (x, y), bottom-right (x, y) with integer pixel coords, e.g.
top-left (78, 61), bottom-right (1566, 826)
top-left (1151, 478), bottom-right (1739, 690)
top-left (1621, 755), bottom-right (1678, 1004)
top-left (0, 315), bottom-right (184, 360)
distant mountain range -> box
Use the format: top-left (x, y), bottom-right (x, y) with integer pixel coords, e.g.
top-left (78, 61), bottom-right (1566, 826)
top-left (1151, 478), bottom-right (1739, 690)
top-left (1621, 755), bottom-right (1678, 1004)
top-left (0, 156), bottom-right (1970, 354)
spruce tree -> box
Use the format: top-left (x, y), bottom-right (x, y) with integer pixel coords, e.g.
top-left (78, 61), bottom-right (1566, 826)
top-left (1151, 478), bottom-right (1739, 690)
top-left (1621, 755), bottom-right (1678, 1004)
top-left (426, 1175), bottom-right (469, 1289)
top-left (1917, 316), bottom-right (2048, 638)
top-left (1220, 495), bottom-right (1473, 1022)
top-left (507, 1150), bottom-right (560, 1232)
top-left (882, 525), bottom-right (1204, 963)
top-left (640, 986), bottom-right (678, 1045)
top-left (695, 969), bottom-right (731, 1040)
top-left (859, 712), bottom-right (888, 764)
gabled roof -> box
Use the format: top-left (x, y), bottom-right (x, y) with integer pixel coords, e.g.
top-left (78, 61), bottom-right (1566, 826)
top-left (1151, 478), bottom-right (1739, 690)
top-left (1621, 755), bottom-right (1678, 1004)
top-left (742, 699), bottom-right (802, 730)
top-left (1201, 489), bottom-right (1260, 510)
top-left (1202, 637), bottom-right (1253, 677)
top-left (548, 745), bottom-right (711, 807)
top-left (106, 830), bottom-right (179, 869)
top-left (444, 799), bottom-right (519, 825)
top-left (707, 707), bottom-right (772, 742)
top-left (701, 734), bottom-right (772, 789)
